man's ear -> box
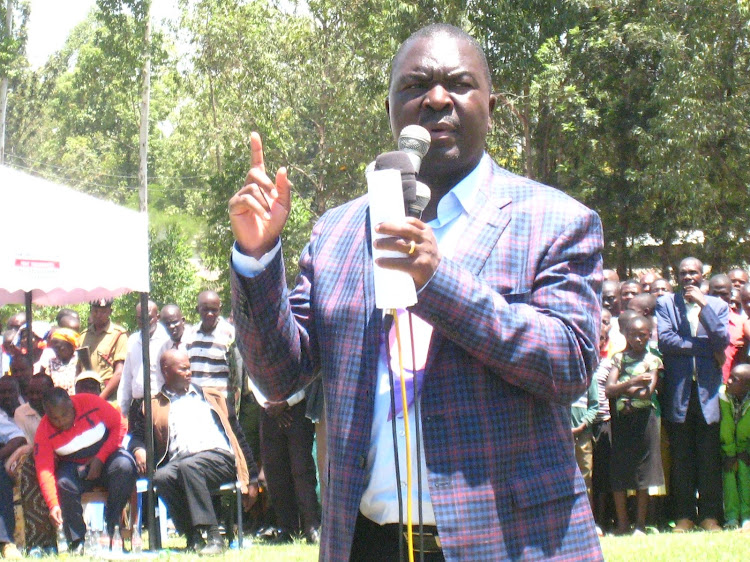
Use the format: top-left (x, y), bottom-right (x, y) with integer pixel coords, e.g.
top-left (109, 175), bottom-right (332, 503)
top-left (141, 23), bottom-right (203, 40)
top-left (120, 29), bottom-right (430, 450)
top-left (488, 93), bottom-right (497, 129)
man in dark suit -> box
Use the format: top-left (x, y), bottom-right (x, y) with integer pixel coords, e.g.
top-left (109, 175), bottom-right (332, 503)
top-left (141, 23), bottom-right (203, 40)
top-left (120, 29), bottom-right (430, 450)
top-left (229, 24), bottom-right (603, 561)
top-left (656, 257), bottom-right (729, 532)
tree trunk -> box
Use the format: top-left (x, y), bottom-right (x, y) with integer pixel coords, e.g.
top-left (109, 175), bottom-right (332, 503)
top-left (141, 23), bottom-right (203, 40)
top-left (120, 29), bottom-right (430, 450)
top-left (0, 0), bottom-right (13, 166)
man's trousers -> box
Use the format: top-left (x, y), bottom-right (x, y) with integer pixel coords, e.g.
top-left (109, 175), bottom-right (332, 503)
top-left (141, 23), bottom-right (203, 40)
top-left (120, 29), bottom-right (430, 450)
top-left (666, 384), bottom-right (723, 522)
top-left (56, 449), bottom-right (137, 542)
top-left (260, 400), bottom-right (321, 533)
top-left (153, 448), bottom-right (236, 535)
top-left (0, 464), bottom-right (15, 544)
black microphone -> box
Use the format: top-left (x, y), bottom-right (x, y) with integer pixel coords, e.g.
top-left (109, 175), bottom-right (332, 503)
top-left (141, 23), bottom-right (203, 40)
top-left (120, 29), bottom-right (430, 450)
top-left (411, 182), bottom-right (431, 219)
top-left (398, 126), bottom-right (431, 218)
top-left (374, 151), bottom-right (416, 211)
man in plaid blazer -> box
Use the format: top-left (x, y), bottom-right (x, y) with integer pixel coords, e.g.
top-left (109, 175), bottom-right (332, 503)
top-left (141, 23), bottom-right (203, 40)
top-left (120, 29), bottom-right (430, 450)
top-left (229, 24), bottom-right (603, 561)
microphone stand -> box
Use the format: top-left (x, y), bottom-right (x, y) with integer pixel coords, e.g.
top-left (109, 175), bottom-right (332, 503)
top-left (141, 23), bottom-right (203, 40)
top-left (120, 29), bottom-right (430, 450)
top-left (384, 308), bottom-right (419, 562)
top-left (383, 312), bottom-right (405, 561)
top-left (408, 311), bottom-right (425, 562)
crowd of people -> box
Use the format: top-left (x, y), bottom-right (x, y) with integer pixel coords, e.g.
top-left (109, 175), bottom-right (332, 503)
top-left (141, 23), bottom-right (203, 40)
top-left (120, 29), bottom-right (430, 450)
top-left (0, 291), bottom-right (321, 557)
top-left (4, 21), bottom-right (749, 561)
top-left (573, 259), bottom-right (750, 537)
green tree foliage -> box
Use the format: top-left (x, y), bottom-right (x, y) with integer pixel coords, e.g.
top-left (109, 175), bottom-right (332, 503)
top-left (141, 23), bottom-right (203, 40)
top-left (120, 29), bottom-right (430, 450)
top-left (4, 4), bottom-right (173, 204)
top-left (177, 0), bottom-right (392, 287)
top-left (524, 0), bottom-right (750, 276)
top-left (148, 224), bottom-right (199, 317)
top-left (3, 0), bottom-right (750, 302)
top-left (0, 0), bottom-right (28, 76)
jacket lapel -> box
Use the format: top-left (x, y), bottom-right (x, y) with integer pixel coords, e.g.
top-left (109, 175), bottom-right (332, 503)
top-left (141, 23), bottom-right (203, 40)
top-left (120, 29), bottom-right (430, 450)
top-left (361, 209), bottom-right (383, 408)
top-left (452, 183), bottom-right (512, 275)
top-left (424, 163), bottom-right (512, 368)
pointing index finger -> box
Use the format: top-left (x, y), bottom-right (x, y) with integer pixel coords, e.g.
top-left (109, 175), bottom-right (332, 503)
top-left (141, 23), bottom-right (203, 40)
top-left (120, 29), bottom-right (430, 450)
top-left (250, 131), bottom-right (266, 174)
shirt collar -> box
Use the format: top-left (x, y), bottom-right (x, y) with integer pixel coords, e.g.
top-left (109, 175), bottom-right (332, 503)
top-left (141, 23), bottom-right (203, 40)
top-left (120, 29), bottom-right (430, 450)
top-left (197, 317), bottom-right (225, 335)
top-left (430, 153), bottom-right (488, 229)
top-left (163, 384), bottom-right (199, 400)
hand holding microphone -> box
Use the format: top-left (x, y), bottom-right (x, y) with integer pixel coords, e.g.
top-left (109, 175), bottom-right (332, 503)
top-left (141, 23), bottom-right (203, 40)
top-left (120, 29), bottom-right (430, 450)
top-left (374, 219), bottom-right (441, 291)
top-left (371, 125), bottom-right (441, 291)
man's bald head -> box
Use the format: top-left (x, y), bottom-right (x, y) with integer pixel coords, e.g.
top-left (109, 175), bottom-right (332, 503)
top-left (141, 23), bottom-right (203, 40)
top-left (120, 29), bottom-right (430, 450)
top-left (678, 257), bottom-right (704, 290)
top-left (197, 291), bottom-right (221, 332)
top-left (627, 293), bottom-right (657, 317)
top-left (43, 387), bottom-right (76, 431)
top-left (136, 299), bottom-right (159, 336)
top-left (161, 348), bottom-right (192, 395)
top-left (6, 312), bottom-right (26, 331)
top-left (708, 274), bottom-right (732, 304)
top-left (160, 304), bottom-right (185, 343)
top-left (601, 280), bottom-right (620, 315)
top-left (728, 268), bottom-right (749, 290)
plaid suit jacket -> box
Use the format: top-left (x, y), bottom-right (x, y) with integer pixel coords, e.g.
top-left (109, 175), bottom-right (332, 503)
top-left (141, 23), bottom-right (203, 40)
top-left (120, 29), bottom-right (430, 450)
top-left (232, 156), bottom-right (604, 561)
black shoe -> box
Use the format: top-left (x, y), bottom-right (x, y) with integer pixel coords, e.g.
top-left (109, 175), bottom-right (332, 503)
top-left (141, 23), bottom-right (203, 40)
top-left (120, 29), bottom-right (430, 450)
top-left (187, 529), bottom-right (206, 552)
top-left (305, 527), bottom-right (320, 545)
top-left (69, 540), bottom-right (85, 556)
top-left (266, 528), bottom-right (294, 544)
top-left (199, 536), bottom-right (225, 556)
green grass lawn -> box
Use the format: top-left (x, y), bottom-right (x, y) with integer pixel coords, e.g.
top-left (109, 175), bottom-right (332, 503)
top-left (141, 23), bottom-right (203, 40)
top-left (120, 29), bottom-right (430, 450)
top-left (600, 531), bottom-right (750, 561)
top-left (41, 529), bottom-right (750, 560)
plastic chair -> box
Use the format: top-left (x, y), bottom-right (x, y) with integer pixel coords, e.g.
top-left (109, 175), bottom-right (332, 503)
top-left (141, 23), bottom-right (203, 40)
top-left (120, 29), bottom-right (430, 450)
top-left (81, 485), bottom-right (138, 532)
top-left (211, 481), bottom-right (244, 549)
top-left (136, 478), bottom-right (243, 549)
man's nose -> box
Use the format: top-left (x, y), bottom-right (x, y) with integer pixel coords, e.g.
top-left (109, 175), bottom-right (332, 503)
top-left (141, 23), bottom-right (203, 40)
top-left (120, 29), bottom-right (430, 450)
top-left (422, 84), bottom-right (452, 110)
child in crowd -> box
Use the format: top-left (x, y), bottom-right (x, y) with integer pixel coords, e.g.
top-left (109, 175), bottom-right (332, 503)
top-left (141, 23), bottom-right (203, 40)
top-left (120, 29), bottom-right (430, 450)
top-left (719, 363), bottom-right (750, 530)
top-left (592, 309), bottom-right (614, 534)
top-left (606, 315), bottom-right (665, 535)
top-left (627, 293), bottom-right (658, 344)
top-left (571, 371), bottom-right (599, 513)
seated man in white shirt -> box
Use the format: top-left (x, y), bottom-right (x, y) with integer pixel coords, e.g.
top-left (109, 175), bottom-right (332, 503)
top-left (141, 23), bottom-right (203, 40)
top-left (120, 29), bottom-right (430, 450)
top-left (128, 349), bottom-right (259, 555)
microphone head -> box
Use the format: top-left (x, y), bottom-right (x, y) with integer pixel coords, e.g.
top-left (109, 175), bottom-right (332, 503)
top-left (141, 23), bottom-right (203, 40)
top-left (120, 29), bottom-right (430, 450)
top-left (374, 151), bottom-right (416, 206)
top-left (408, 181), bottom-right (431, 219)
top-left (415, 181), bottom-right (431, 210)
top-left (397, 125), bottom-right (431, 173)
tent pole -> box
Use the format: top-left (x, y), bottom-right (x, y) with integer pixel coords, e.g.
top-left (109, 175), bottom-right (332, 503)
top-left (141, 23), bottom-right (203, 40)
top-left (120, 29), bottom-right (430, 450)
top-left (24, 291), bottom-right (32, 359)
top-left (139, 292), bottom-right (157, 549)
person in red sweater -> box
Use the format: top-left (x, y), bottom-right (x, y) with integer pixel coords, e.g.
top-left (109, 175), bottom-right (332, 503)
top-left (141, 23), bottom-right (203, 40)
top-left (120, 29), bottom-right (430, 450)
top-left (34, 388), bottom-right (136, 552)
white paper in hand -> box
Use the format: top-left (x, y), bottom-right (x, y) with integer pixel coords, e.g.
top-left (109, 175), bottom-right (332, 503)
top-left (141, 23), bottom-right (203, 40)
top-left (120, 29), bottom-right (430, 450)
top-left (366, 168), bottom-right (418, 310)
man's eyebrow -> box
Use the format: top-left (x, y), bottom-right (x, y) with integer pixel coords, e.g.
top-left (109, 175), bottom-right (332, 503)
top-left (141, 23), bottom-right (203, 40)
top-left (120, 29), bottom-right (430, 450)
top-left (395, 68), bottom-right (478, 85)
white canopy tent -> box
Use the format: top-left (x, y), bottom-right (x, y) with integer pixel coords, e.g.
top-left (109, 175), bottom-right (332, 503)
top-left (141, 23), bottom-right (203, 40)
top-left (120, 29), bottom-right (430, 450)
top-left (0, 165), bottom-right (149, 305)
top-left (0, 165), bottom-right (162, 547)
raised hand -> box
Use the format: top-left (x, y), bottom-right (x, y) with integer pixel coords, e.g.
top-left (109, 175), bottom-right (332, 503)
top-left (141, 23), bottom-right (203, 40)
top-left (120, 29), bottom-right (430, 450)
top-left (683, 285), bottom-right (707, 307)
top-left (229, 132), bottom-right (292, 258)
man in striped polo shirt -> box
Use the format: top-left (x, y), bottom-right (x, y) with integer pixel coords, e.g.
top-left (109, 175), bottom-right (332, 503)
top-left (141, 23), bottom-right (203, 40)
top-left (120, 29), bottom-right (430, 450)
top-left (185, 291), bottom-right (241, 408)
